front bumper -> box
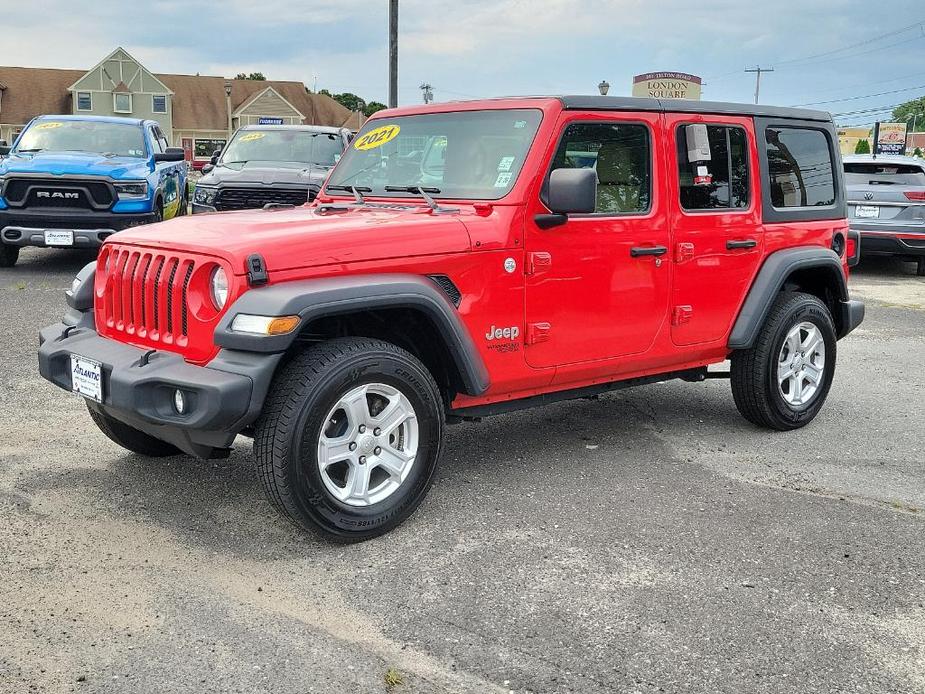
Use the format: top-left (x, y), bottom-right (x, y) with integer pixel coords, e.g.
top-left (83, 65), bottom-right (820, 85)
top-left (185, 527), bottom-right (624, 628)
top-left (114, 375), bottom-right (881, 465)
top-left (0, 209), bottom-right (156, 249)
top-left (38, 321), bottom-right (281, 458)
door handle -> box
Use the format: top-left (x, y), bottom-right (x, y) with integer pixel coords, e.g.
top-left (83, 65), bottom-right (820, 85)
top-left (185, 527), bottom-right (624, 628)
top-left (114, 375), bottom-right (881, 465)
top-left (630, 245), bottom-right (668, 257)
top-left (726, 239), bottom-right (758, 250)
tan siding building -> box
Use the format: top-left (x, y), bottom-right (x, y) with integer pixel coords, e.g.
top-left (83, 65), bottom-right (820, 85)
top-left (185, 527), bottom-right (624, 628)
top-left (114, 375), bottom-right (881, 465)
top-left (0, 47), bottom-right (363, 166)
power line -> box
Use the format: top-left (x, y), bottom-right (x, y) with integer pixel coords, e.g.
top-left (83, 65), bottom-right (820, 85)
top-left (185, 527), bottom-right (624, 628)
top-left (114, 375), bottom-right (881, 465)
top-left (791, 83), bottom-right (925, 107)
top-left (745, 66), bottom-right (774, 104)
top-left (774, 17), bottom-right (925, 67)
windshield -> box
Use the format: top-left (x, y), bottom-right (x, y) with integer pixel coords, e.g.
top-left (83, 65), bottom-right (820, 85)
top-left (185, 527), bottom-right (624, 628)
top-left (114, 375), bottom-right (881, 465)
top-left (844, 162), bottom-right (925, 186)
top-left (15, 120), bottom-right (147, 158)
top-left (221, 129), bottom-right (345, 166)
top-left (325, 109), bottom-right (543, 199)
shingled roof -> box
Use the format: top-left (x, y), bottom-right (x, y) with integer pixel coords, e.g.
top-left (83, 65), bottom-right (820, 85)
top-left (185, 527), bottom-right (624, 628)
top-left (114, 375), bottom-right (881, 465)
top-left (0, 65), bottom-right (362, 131)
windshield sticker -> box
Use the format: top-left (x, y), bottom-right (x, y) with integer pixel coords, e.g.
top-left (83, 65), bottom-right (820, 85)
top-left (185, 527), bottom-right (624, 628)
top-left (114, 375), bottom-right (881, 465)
top-left (354, 124), bottom-right (401, 151)
top-left (239, 132), bottom-right (266, 142)
top-left (35, 122), bottom-right (64, 130)
top-left (513, 120), bottom-right (527, 128)
top-left (494, 172), bottom-right (513, 187)
top-left (497, 156), bottom-right (515, 172)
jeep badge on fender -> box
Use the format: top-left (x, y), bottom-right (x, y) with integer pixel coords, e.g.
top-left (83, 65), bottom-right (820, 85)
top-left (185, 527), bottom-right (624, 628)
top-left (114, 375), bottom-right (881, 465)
top-left (38, 95), bottom-right (864, 542)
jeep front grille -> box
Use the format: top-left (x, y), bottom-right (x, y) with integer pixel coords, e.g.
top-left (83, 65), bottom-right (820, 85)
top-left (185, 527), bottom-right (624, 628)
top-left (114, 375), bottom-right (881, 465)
top-left (214, 186), bottom-right (314, 211)
top-left (98, 246), bottom-right (196, 345)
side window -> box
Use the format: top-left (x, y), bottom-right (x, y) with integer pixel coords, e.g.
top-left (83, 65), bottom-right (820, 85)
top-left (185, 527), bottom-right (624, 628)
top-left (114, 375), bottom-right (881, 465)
top-left (149, 128), bottom-right (164, 154)
top-left (550, 122), bottom-right (650, 214)
top-left (765, 127), bottom-right (835, 208)
top-left (677, 125), bottom-right (749, 210)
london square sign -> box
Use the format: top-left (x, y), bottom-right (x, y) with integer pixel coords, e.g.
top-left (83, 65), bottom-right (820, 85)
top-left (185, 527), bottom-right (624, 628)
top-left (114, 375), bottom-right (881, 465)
top-left (632, 72), bottom-right (702, 100)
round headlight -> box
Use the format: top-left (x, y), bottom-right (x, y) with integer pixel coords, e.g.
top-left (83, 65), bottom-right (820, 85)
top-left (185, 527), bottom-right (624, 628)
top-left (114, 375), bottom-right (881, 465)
top-left (210, 266), bottom-right (228, 310)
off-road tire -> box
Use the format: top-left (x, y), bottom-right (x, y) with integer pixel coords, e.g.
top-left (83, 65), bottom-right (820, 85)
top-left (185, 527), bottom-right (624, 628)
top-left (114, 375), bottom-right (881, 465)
top-left (153, 200), bottom-right (164, 223)
top-left (254, 337), bottom-right (444, 543)
top-left (86, 403), bottom-right (182, 457)
top-left (731, 292), bottom-right (837, 431)
top-left (0, 244), bottom-right (19, 267)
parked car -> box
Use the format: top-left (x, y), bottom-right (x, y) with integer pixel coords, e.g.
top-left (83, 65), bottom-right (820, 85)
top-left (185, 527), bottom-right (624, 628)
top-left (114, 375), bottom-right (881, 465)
top-left (192, 125), bottom-right (352, 213)
top-left (0, 115), bottom-right (186, 267)
top-left (39, 96), bottom-right (864, 542)
top-left (844, 154), bottom-right (925, 275)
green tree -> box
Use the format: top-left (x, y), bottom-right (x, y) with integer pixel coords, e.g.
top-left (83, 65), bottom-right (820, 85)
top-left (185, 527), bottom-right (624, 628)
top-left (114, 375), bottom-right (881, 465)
top-left (364, 101), bottom-right (387, 117)
top-left (234, 72), bottom-right (266, 81)
top-left (914, 147), bottom-right (923, 158)
top-left (891, 96), bottom-right (925, 128)
top-left (854, 139), bottom-right (871, 154)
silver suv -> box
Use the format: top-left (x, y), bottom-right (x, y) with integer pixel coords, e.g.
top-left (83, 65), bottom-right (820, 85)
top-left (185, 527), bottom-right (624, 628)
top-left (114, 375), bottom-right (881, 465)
top-left (844, 154), bottom-right (925, 276)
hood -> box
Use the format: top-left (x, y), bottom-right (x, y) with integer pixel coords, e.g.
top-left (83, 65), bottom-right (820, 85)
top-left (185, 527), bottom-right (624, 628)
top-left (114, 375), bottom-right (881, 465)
top-left (199, 160), bottom-right (331, 188)
top-left (109, 204), bottom-right (474, 273)
top-left (0, 151), bottom-right (150, 179)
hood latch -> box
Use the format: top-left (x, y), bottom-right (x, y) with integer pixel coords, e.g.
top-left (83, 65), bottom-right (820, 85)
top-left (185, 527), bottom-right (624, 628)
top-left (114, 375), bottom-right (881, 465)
top-left (246, 253), bottom-right (269, 286)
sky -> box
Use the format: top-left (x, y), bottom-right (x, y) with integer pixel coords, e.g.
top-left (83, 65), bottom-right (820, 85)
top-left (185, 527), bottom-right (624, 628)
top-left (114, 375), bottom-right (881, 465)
top-left (2, 0), bottom-right (925, 128)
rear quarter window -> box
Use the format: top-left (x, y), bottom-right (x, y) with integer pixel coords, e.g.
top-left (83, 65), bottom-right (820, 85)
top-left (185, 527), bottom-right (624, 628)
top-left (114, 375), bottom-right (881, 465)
top-left (756, 118), bottom-right (845, 223)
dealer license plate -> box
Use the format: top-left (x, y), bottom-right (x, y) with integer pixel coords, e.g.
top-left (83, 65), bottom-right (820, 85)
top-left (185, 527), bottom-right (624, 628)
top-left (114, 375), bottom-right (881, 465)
top-left (70, 354), bottom-right (103, 402)
top-left (45, 230), bottom-right (74, 246)
top-left (855, 205), bottom-right (880, 219)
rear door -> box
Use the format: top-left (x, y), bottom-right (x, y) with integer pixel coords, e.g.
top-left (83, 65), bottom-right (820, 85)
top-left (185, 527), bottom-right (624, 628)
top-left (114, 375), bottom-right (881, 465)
top-left (845, 160), bottom-right (925, 231)
top-left (667, 114), bottom-right (763, 346)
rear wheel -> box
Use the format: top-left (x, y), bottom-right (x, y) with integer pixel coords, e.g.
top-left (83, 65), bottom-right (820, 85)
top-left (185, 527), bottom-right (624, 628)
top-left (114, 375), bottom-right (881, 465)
top-left (254, 338), bottom-right (444, 542)
top-left (86, 403), bottom-right (182, 457)
top-left (0, 244), bottom-right (19, 267)
top-left (731, 292), bottom-right (837, 430)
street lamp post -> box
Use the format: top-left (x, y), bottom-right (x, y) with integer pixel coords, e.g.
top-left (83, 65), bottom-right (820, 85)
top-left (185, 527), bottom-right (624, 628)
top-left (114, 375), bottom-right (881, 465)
top-left (598, 80), bottom-right (610, 96)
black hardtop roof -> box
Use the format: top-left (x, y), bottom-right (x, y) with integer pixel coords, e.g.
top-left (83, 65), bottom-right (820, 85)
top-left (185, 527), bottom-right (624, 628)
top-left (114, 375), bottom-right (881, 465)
top-left (557, 95), bottom-right (832, 123)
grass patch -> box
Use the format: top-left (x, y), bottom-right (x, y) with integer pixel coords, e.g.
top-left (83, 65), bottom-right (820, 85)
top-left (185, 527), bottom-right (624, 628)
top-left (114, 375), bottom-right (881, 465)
top-left (384, 667), bottom-right (404, 689)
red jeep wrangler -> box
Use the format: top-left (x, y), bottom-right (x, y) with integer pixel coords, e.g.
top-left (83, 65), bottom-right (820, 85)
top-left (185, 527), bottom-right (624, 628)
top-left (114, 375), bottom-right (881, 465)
top-left (39, 96), bottom-right (864, 541)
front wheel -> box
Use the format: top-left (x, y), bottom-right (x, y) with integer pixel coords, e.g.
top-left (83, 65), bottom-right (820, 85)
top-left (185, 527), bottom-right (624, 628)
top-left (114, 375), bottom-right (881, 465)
top-left (86, 403), bottom-right (182, 457)
top-left (0, 244), bottom-right (19, 267)
top-left (253, 338), bottom-right (445, 542)
top-left (731, 292), bottom-right (837, 430)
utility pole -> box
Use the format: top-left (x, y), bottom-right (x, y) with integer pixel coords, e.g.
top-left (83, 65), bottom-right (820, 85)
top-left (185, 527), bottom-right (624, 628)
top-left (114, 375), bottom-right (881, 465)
top-left (420, 83), bottom-right (433, 104)
top-left (389, 0), bottom-right (398, 108)
top-left (745, 66), bottom-right (773, 104)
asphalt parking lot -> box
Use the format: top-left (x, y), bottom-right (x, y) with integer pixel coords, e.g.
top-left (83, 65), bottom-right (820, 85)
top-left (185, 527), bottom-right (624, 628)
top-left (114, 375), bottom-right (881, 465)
top-left (1, 247), bottom-right (923, 694)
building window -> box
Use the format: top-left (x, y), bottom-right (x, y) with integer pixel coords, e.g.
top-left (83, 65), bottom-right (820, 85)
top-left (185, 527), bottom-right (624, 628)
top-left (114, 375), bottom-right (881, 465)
top-left (152, 95), bottom-right (167, 114)
top-left (765, 127), bottom-right (835, 208)
top-left (77, 92), bottom-right (92, 111)
top-left (194, 138), bottom-right (227, 159)
top-left (676, 124), bottom-right (750, 210)
top-left (549, 121), bottom-right (651, 215)
top-left (113, 93), bottom-right (132, 114)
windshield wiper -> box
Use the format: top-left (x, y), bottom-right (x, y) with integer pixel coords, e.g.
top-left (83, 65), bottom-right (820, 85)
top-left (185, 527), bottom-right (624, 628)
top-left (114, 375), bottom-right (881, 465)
top-left (384, 185), bottom-right (450, 213)
top-left (326, 185), bottom-right (371, 203)
top-left (15, 148), bottom-right (43, 153)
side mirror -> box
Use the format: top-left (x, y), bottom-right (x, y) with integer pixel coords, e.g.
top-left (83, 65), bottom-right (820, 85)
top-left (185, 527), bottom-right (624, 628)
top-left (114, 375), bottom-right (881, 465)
top-left (202, 163), bottom-right (214, 174)
top-left (0, 145), bottom-right (10, 156)
top-left (536, 168), bottom-right (597, 229)
top-left (210, 149), bottom-right (222, 165)
top-left (154, 147), bottom-right (185, 163)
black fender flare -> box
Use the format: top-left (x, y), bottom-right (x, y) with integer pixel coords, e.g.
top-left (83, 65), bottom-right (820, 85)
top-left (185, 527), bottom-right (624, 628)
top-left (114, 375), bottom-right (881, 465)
top-left (728, 246), bottom-right (848, 349)
top-left (213, 273), bottom-right (490, 396)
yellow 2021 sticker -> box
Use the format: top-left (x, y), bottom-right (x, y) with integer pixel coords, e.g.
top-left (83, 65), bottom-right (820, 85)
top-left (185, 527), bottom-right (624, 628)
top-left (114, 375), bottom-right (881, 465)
top-left (353, 124), bottom-right (400, 151)
top-left (36, 122), bottom-right (64, 129)
top-left (239, 132), bottom-right (266, 142)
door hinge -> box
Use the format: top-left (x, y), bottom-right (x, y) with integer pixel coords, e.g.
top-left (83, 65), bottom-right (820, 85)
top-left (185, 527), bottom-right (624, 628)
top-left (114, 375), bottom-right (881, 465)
top-left (526, 251), bottom-right (552, 275)
top-left (526, 322), bottom-right (551, 345)
top-left (672, 305), bottom-right (693, 326)
top-left (676, 242), bottom-right (695, 263)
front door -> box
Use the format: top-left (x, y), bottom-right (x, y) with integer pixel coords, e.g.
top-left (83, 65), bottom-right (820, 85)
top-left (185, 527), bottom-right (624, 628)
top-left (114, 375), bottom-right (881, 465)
top-left (667, 115), bottom-right (763, 345)
top-left (524, 113), bottom-right (671, 368)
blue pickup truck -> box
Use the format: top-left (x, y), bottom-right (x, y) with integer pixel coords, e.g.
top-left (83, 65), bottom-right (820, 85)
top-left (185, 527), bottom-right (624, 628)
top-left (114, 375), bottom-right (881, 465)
top-left (0, 115), bottom-right (187, 267)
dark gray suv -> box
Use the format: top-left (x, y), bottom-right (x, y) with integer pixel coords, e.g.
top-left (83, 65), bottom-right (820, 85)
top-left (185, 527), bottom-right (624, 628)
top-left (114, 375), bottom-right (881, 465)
top-left (845, 154), bottom-right (925, 276)
top-left (192, 125), bottom-right (352, 213)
